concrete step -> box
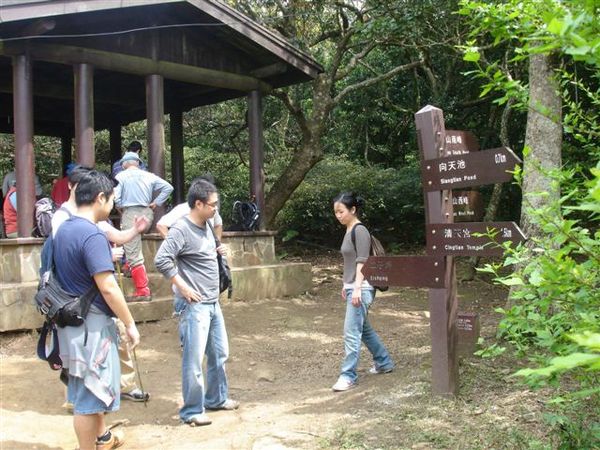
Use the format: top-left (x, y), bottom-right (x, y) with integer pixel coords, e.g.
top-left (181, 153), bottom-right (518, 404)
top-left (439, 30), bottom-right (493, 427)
top-left (0, 262), bottom-right (312, 332)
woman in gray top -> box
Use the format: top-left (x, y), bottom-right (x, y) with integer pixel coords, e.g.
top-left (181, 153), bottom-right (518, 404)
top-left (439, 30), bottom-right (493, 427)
top-left (331, 192), bottom-right (394, 392)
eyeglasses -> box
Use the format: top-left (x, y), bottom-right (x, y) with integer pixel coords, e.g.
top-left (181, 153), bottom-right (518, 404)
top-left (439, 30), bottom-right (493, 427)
top-left (203, 200), bottom-right (219, 208)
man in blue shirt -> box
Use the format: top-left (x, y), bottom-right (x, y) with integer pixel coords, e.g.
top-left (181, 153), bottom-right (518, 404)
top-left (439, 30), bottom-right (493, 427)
top-left (114, 151), bottom-right (173, 301)
top-left (54, 170), bottom-right (140, 450)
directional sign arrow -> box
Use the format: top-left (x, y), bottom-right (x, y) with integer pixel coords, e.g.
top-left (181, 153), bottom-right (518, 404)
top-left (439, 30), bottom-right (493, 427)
top-left (362, 256), bottom-right (446, 288)
top-left (426, 222), bottom-right (526, 256)
top-left (422, 146), bottom-right (522, 191)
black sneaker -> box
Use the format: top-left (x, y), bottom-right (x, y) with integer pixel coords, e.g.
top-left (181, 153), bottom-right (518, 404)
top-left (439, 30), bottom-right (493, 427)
top-left (121, 388), bottom-right (150, 402)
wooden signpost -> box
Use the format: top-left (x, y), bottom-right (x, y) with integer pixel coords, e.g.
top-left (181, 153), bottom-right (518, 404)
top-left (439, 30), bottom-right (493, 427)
top-left (362, 105), bottom-right (526, 396)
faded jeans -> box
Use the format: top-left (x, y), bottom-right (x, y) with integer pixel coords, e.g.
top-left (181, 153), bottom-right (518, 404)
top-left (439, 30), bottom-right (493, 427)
top-left (175, 298), bottom-right (229, 421)
top-left (339, 287), bottom-right (394, 383)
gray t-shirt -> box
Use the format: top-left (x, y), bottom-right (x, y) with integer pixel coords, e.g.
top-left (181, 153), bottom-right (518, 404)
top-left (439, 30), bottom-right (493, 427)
top-left (154, 216), bottom-right (219, 303)
top-left (341, 223), bottom-right (372, 287)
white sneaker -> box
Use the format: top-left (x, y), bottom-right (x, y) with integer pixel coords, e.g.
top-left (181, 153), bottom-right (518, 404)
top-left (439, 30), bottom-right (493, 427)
top-left (368, 365), bottom-right (394, 375)
top-left (184, 413), bottom-right (212, 427)
top-left (332, 378), bottom-right (357, 392)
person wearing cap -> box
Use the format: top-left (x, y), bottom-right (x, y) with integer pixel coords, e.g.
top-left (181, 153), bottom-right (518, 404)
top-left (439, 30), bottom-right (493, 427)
top-left (51, 162), bottom-right (76, 207)
top-left (111, 141), bottom-right (146, 178)
top-left (114, 152), bottom-right (173, 301)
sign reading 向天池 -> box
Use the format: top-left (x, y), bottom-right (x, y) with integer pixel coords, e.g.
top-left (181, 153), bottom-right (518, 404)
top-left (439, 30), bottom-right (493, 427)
top-left (421, 147), bottom-right (521, 191)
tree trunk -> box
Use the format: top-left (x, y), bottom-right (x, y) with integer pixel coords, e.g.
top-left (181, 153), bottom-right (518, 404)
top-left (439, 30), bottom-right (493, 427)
top-left (507, 51), bottom-right (562, 305)
top-left (520, 52), bottom-right (562, 239)
top-left (263, 76), bottom-right (332, 227)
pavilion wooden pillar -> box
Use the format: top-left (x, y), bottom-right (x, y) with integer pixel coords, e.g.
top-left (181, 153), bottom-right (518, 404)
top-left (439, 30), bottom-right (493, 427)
top-left (12, 54), bottom-right (36, 237)
top-left (109, 123), bottom-right (122, 168)
top-left (146, 74), bottom-right (165, 177)
top-left (248, 90), bottom-right (265, 230)
top-left (170, 109), bottom-right (185, 204)
top-left (74, 63), bottom-right (95, 167)
top-left (146, 74), bottom-right (166, 222)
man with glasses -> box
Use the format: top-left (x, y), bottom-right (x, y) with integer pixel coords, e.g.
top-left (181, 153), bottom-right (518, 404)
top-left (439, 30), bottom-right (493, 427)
top-left (154, 179), bottom-right (238, 427)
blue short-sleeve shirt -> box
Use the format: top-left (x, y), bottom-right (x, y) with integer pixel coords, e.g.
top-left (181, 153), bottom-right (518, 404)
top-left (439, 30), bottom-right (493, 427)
top-left (54, 216), bottom-right (115, 316)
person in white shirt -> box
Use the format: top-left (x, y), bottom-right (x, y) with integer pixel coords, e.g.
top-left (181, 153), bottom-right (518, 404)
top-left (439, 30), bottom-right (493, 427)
top-left (157, 175), bottom-right (223, 239)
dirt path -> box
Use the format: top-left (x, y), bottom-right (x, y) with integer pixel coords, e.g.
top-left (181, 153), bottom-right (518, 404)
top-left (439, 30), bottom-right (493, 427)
top-left (1, 256), bottom-right (550, 449)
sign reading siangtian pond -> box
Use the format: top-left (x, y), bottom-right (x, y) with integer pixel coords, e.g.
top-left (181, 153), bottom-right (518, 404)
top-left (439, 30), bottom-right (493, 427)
top-left (421, 146), bottom-right (522, 191)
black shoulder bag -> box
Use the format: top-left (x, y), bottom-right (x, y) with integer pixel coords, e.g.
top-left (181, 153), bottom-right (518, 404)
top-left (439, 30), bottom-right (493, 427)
top-left (207, 221), bottom-right (233, 298)
top-left (35, 234), bottom-right (98, 328)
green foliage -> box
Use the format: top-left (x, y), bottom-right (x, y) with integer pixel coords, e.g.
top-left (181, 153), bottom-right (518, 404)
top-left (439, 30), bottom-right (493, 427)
top-left (461, 1), bottom-right (600, 445)
top-left (274, 156), bottom-right (424, 248)
top-left (479, 166), bottom-right (600, 447)
top-left (474, 337), bottom-right (507, 358)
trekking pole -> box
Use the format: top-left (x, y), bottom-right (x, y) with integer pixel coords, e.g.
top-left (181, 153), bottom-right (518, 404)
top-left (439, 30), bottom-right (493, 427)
top-left (131, 346), bottom-right (147, 408)
top-left (116, 259), bottom-right (148, 408)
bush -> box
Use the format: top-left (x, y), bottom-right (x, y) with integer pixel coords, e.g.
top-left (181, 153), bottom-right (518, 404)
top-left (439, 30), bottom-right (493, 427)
top-left (274, 156), bottom-right (425, 250)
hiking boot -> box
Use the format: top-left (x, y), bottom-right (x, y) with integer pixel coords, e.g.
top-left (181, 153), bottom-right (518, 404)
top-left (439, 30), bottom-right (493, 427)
top-left (183, 413), bottom-right (212, 427)
top-left (130, 264), bottom-right (152, 301)
top-left (121, 388), bottom-right (150, 402)
top-left (96, 429), bottom-right (124, 450)
top-left (332, 378), bottom-right (357, 392)
top-left (205, 399), bottom-right (240, 411)
top-left (368, 365), bottom-right (394, 375)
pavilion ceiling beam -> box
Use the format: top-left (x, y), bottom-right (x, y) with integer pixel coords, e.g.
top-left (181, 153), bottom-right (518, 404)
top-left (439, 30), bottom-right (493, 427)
top-left (0, 79), bottom-right (145, 106)
top-left (1, 42), bottom-right (272, 93)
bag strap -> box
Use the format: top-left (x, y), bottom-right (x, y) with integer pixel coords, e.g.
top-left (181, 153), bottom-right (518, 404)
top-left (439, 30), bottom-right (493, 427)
top-left (36, 321), bottom-right (63, 370)
top-left (350, 222), bottom-right (370, 254)
top-left (206, 220), bottom-right (219, 249)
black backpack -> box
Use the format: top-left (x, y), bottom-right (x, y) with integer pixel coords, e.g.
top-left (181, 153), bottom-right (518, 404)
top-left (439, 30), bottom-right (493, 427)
top-left (33, 197), bottom-right (56, 237)
top-left (231, 201), bottom-right (260, 231)
top-left (351, 223), bottom-right (389, 292)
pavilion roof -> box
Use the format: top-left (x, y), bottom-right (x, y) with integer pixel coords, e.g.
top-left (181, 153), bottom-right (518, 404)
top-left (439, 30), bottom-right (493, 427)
top-left (0, 0), bottom-right (322, 136)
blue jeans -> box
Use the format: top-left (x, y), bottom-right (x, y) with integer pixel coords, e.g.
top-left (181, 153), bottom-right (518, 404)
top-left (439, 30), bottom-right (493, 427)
top-left (339, 288), bottom-right (394, 383)
top-left (175, 298), bottom-right (229, 421)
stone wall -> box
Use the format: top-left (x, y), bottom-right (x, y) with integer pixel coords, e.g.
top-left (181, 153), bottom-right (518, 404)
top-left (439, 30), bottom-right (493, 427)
top-left (0, 232), bottom-right (312, 332)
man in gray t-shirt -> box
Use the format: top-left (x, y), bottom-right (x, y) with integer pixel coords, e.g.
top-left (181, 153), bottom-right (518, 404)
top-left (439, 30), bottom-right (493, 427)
top-left (154, 179), bottom-right (239, 427)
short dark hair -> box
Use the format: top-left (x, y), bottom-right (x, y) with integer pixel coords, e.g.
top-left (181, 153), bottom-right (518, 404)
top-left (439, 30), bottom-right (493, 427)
top-left (191, 173), bottom-right (216, 186)
top-left (75, 170), bottom-right (115, 207)
top-left (127, 141), bottom-right (142, 153)
top-left (68, 165), bottom-right (92, 184)
top-left (187, 179), bottom-right (217, 209)
top-left (333, 191), bottom-right (364, 215)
